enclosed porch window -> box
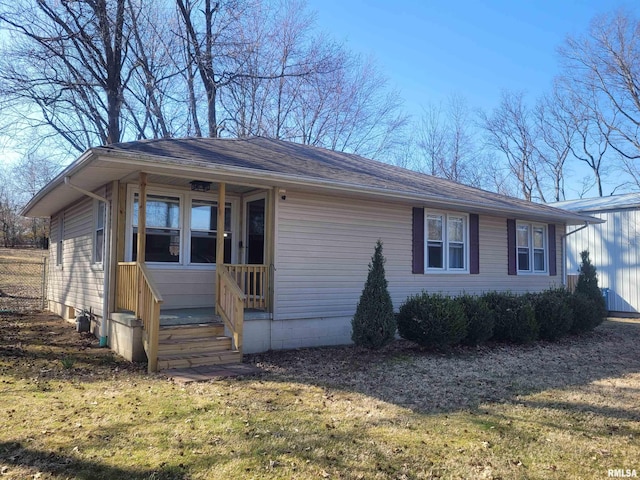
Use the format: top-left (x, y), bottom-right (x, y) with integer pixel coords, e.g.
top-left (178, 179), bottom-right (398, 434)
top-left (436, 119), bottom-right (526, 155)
top-left (127, 187), bottom-right (238, 265)
top-left (132, 193), bottom-right (181, 262)
top-left (190, 199), bottom-right (232, 264)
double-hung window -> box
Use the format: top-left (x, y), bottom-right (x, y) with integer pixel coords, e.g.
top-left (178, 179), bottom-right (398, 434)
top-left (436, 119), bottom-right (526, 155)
top-left (425, 212), bottom-right (467, 271)
top-left (132, 193), bottom-right (181, 263)
top-left (190, 199), bottom-right (232, 264)
top-left (516, 222), bottom-right (546, 273)
top-left (94, 200), bottom-right (106, 265)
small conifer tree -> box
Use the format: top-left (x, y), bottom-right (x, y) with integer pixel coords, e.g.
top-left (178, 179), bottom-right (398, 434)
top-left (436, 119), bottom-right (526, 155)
top-left (351, 239), bottom-right (396, 349)
top-left (573, 250), bottom-right (607, 331)
top-left (575, 250), bottom-right (602, 300)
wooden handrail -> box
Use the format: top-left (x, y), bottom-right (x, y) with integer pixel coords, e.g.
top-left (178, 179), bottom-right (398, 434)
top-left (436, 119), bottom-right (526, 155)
top-left (116, 261), bottom-right (163, 373)
top-left (138, 263), bottom-right (164, 303)
top-left (216, 265), bottom-right (245, 353)
top-left (225, 264), bottom-right (269, 310)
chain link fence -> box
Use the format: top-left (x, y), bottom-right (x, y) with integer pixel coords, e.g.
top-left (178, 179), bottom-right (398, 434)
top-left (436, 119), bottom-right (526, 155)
top-left (0, 258), bottom-right (47, 313)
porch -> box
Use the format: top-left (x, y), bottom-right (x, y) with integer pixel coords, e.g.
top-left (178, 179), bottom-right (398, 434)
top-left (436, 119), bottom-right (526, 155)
top-left (114, 261), bottom-right (271, 372)
top-left (111, 305), bottom-right (269, 371)
top-left (110, 174), bottom-right (276, 373)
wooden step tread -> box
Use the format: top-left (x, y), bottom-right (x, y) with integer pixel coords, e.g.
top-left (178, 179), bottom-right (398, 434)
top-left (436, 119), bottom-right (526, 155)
top-left (159, 336), bottom-right (230, 346)
top-left (158, 325), bottom-right (225, 341)
top-left (157, 351), bottom-right (242, 370)
top-left (157, 337), bottom-right (232, 356)
top-left (159, 322), bottom-right (223, 330)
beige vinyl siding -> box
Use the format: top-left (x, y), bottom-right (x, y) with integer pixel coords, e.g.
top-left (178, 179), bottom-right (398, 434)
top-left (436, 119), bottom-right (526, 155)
top-left (565, 209), bottom-right (640, 313)
top-left (146, 268), bottom-right (215, 308)
top-left (275, 191), bottom-right (563, 321)
top-left (48, 192), bottom-right (107, 317)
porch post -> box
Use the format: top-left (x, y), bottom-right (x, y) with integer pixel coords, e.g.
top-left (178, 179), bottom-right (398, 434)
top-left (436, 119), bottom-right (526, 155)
top-left (137, 172), bottom-right (147, 264)
top-left (215, 182), bottom-right (226, 315)
top-left (216, 182), bottom-right (226, 268)
top-left (136, 172), bottom-right (147, 317)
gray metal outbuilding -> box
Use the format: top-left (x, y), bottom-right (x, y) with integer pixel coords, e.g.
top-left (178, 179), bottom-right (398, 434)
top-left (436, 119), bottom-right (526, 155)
top-left (552, 193), bottom-right (640, 314)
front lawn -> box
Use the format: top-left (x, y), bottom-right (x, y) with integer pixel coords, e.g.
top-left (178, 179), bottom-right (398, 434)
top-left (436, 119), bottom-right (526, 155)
top-left (1, 312), bottom-right (638, 479)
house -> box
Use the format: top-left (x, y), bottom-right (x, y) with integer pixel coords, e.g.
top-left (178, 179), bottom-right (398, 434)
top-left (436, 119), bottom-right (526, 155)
top-left (551, 193), bottom-right (640, 315)
top-left (21, 137), bottom-right (597, 371)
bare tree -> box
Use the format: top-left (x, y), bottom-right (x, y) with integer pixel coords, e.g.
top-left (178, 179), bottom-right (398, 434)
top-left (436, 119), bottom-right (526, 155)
top-left (0, 0), bottom-right (409, 162)
top-left (0, 168), bottom-right (22, 247)
top-left (417, 95), bottom-right (480, 185)
top-left (11, 154), bottom-right (60, 247)
top-left (559, 9), bottom-right (640, 162)
top-left (534, 85), bottom-right (577, 201)
top-left (0, 0), bottom-right (131, 150)
top-left (176, 0), bottom-right (253, 137)
top-left (480, 91), bottom-right (547, 202)
top-left (291, 55), bottom-right (409, 159)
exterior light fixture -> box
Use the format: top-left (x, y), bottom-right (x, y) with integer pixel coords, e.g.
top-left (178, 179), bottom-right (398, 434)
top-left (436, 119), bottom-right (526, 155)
top-left (190, 180), bottom-right (212, 192)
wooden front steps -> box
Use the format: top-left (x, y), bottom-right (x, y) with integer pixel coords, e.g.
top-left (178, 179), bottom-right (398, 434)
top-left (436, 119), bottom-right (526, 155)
top-left (156, 323), bottom-right (241, 371)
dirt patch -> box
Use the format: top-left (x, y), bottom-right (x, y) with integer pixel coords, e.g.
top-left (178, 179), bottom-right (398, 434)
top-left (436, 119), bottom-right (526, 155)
top-left (0, 311), bottom-right (144, 382)
top-left (247, 318), bottom-right (640, 414)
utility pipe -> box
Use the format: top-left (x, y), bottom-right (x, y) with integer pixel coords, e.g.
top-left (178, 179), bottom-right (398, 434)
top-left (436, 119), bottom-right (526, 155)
top-left (561, 221), bottom-right (590, 287)
top-left (64, 177), bottom-right (111, 347)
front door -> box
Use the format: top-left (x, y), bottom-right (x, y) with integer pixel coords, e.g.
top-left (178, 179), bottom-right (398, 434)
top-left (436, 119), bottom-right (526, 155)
top-left (245, 196), bottom-right (265, 265)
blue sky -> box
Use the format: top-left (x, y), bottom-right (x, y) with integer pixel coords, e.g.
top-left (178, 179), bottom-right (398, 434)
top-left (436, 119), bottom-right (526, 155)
top-left (305, 0), bottom-right (639, 197)
top-left (306, 0), bottom-right (631, 116)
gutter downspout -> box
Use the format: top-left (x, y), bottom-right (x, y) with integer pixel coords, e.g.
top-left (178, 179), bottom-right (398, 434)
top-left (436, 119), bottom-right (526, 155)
top-left (561, 222), bottom-right (590, 286)
top-left (64, 177), bottom-right (111, 347)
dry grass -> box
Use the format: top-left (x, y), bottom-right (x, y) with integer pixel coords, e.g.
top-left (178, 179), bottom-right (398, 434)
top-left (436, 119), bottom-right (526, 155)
top-left (0, 247), bottom-right (47, 262)
top-left (0, 248), bottom-right (47, 312)
top-left (0, 312), bottom-right (639, 479)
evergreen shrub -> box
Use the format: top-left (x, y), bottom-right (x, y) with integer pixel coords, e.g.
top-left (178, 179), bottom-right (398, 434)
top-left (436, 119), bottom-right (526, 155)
top-left (397, 292), bottom-right (467, 349)
top-left (572, 250), bottom-right (606, 332)
top-left (528, 288), bottom-right (574, 340)
top-left (481, 291), bottom-right (538, 343)
top-left (458, 294), bottom-right (494, 346)
top-left (351, 240), bottom-right (396, 349)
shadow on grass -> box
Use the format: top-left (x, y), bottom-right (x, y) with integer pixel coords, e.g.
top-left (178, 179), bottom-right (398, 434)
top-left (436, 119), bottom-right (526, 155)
top-left (0, 441), bottom-right (186, 480)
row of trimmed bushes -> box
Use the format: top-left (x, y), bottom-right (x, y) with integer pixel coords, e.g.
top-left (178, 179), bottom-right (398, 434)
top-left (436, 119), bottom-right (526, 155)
top-left (397, 288), bottom-right (606, 349)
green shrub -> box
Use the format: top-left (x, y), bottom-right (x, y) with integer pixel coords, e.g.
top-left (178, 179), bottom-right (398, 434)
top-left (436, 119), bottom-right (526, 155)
top-left (397, 292), bottom-right (467, 349)
top-left (570, 293), bottom-right (604, 333)
top-left (573, 250), bottom-right (606, 329)
top-left (481, 291), bottom-right (539, 343)
top-left (458, 294), bottom-right (494, 346)
top-left (351, 240), bottom-right (396, 349)
top-left (528, 288), bottom-right (574, 341)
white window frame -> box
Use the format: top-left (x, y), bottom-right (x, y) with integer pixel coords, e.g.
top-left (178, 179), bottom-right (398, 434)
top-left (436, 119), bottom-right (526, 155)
top-left (125, 184), bottom-right (239, 268)
top-left (424, 210), bottom-right (469, 273)
top-left (516, 222), bottom-right (547, 274)
top-left (93, 199), bottom-right (106, 267)
top-left (188, 198), bottom-right (234, 266)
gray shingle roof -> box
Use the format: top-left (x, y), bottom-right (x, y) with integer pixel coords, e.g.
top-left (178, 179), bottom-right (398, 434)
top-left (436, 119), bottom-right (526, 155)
top-left (99, 136), bottom-right (588, 222)
top-left (23, 136), bottom-right (597, 224)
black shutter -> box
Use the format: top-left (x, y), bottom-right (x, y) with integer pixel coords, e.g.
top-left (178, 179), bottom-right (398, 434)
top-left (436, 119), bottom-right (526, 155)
top-left (469, 214), bottom-right (480, 274)
top-left (548, 223), bottom-right (557, 276)
top-left (507, 219), bottom-right (517, 276)
top-left (412, 207), bottom-right (424, 274)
